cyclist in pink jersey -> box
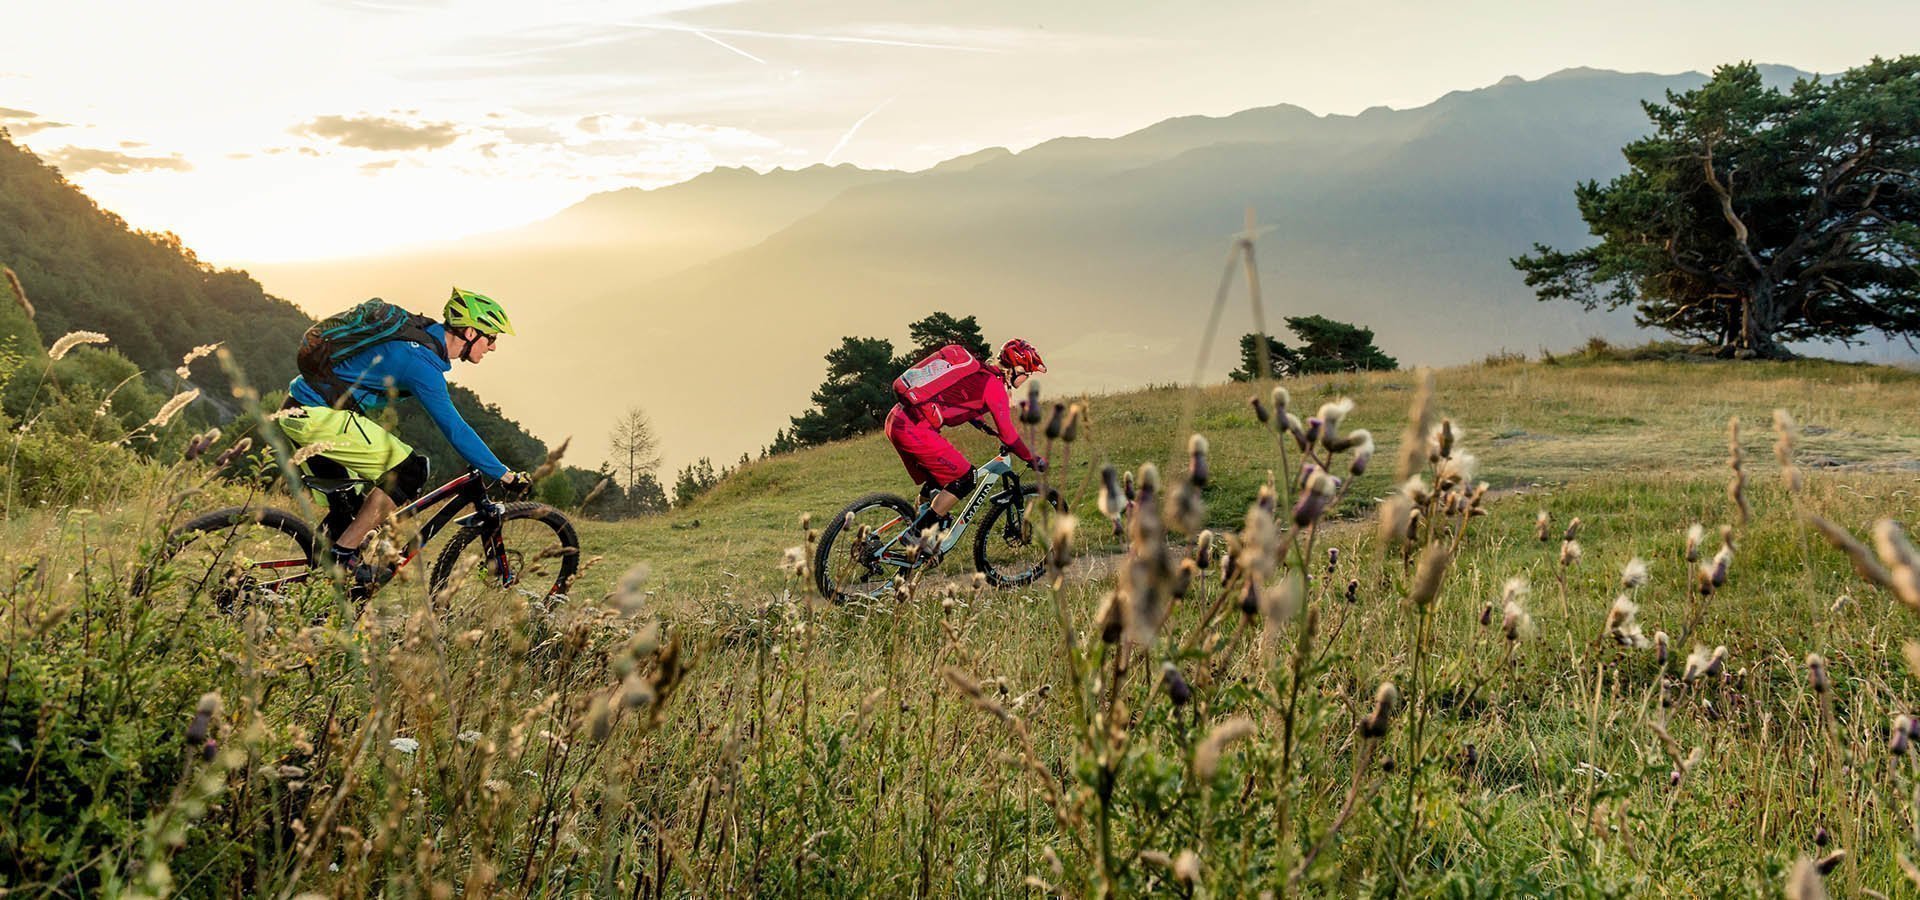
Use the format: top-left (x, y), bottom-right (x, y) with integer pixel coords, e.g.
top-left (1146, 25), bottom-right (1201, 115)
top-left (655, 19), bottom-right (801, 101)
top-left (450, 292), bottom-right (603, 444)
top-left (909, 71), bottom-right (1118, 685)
top-left (884, 339), bottom-right (1049, 538)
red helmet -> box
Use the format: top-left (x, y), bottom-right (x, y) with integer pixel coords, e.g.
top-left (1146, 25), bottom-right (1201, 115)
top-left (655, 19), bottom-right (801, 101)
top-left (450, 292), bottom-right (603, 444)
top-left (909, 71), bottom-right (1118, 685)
top-left (999, 339), bottom-right (1046, 374)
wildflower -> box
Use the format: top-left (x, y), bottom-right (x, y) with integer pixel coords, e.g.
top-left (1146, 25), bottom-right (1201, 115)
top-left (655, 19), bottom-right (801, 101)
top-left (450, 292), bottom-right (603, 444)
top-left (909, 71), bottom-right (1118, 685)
top-left (1359, 682), bottom-right (1401, 738)
top-left (779, 546), bottom-right (806, 575)
top-left (1187, 434), bottom-right (1210, 487)
top-left (1022, 380), bottom-right (1042, 424)
top-left (1043, 403), bottom-right (1065, 440)
top-left (1250, 395), bottom-right (1271, 424)
top-left (1377, 494), bottom-right (1414, 549)
top-left (1062, 404), bottom-right (1082, 443)
top-left (1535, 510), bottom-right (1551, 542)
top-left (1429, 419), bottom-right (1455, 461)
top-left (1685, 523), bottom-right (1705, 562)
top-left (1502, 599), bottom-right (1531, 642)
top-left (48, 330), bottom-right (109, 361)
top-left (1603, 596), bottom-right (1649, 648)
top-left (1292, 469), bottom-right (1339, 527)
top-left (1348, 430), bottom-right (1375, 475)
top-left (1282, 412), bottom-right (1309, 451)
top-left (1161, 663), bottom-right (1191, 706)
top-left (1814, 826), bottom-right (1830, 847)
top-left (1047, 515), bottom-right (1077, 575)
top-left (186, 693), bottom-right (219, 746)
top-left (1327, 546), bottom-right (1340, 571)
top-left (1806, 654), bottom-right (1831, 695)
top-left (183, 428), bottom-right (222, 461)
top-left (1654, 631), bottom-right (1670, 666)
top-left (1563, 517), bottom-right (1583, 542)
top-left (1682, 645), bottom-right (1728, 683)
top-left (1345, 578), bottom-right (1358, 603)
top-left (1270, 386), bottom-right (1290, 416)
top-left (1621, 557), bottom-right (1649, 590)
top-left (1194, 717), bottom-right (1255, 779)
top-left (1097, 465), bottom-right (1126, 523)
top-left (1317, 398), bottom-right (1354, 448)
top-left (1893, 716), bottom-right (1912, 755)
top-left (389, 737), bottom-right (420, 755)
top-left (1436, 452), bottom-right (1477, 489)
top-left (1192, 530), bottom-right (1215, 569)
top-left (1559, 539), bottom-right (1582, 569)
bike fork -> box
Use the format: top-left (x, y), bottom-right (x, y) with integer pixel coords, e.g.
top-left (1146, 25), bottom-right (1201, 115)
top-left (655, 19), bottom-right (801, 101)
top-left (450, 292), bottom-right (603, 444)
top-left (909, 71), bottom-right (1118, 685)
top-left (482, 529), bottom-right (517, 586)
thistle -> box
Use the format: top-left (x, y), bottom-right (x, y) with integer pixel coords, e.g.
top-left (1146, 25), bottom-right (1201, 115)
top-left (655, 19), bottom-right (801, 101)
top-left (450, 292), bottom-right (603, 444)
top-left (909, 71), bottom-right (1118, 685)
top-left (1358, 682), bottom-right (1401, 738)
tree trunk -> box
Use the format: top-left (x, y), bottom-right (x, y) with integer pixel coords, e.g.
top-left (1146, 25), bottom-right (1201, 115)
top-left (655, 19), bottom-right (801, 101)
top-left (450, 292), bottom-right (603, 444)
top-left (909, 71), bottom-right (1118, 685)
top-left (1732, 284), bottom-right (1794, 359)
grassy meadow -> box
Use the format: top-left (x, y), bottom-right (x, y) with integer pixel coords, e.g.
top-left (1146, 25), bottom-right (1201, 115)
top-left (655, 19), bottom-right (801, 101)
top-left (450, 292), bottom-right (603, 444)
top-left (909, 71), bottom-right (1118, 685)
top-left (8, 349), bottom-right (1920, 897)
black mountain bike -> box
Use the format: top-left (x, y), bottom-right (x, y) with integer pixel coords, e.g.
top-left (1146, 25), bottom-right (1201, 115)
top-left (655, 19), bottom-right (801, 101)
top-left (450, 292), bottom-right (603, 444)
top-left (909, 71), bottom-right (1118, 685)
top-left (815, 438), bottom-right (1052, 603)
top-left (140, 468), bottom-right (579, 609)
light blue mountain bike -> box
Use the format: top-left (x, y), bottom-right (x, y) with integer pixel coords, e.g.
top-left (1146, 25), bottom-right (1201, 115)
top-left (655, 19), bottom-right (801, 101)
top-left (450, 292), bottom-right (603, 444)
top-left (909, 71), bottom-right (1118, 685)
top-left (814, 438), bottom-right (1051, 603)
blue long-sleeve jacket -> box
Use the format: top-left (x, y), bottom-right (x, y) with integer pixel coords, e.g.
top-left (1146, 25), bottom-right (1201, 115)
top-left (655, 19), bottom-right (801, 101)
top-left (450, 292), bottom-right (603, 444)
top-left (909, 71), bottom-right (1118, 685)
top-left (288, 323), bottom-right (509, 479)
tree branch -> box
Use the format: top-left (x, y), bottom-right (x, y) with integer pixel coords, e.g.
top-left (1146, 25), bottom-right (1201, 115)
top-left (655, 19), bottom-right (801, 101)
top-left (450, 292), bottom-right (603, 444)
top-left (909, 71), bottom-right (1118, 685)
top-left (1700, 137), bottom-right (1768, 275)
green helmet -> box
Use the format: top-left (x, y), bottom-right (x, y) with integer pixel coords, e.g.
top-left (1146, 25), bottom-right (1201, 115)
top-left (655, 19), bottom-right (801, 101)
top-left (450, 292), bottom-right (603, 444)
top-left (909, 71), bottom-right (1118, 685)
top-left (444, 287), bottom-right (516, 336)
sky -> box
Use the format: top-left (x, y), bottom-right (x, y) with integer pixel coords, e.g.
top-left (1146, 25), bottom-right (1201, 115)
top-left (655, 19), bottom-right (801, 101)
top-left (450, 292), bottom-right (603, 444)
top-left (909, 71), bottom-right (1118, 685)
top-left (4, 0), bottom-right (1918, 263)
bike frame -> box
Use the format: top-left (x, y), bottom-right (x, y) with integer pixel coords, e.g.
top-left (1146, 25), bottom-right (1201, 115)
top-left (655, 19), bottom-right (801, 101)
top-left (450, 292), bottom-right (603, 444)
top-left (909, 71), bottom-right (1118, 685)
top-left (871, 451), bottom-right (1024, 566)
top-left (252, 469), bottom-right (511, 590)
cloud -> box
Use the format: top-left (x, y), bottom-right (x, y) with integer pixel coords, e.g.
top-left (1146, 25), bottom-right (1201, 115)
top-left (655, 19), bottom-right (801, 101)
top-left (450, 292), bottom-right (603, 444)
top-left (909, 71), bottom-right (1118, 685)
top-left (360, 159), bottom-right (400, 173)
top-left (0, 106), bottom-right (73, 137)
top-left (294, 114), bottom-right (462, 151)
top-left (0, 106), bottom-right (34, 118)
top-left (47, 146), bottom-right (192, 174)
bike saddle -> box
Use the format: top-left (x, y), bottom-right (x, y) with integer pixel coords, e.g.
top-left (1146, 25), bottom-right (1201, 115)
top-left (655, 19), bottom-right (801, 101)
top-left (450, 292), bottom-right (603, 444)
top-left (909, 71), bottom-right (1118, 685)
top-left (300, 475), bottom-right (372, 495)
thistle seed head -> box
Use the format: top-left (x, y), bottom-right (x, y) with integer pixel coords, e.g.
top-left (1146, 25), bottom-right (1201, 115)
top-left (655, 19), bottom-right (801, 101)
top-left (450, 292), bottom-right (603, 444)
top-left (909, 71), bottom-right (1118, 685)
top-left (1621, 557), bottom-right (1650, 590)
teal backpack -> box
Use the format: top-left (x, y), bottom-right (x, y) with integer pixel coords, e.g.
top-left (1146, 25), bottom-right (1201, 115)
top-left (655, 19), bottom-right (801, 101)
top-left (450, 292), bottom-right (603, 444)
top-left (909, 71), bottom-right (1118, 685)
top-left (296, 299), bottom-right (440, 410)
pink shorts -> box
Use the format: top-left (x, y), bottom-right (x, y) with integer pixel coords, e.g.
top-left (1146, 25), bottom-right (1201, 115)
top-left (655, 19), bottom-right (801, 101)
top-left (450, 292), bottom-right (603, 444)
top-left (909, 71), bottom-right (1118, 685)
top-left (884, 404), bottom-right (971, 488)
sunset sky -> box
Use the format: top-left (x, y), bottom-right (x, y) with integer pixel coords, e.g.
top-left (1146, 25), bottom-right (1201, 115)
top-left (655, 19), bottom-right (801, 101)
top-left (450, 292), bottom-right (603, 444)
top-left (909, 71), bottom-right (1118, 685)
top-left (5, 0), bottom-right (1917, 263)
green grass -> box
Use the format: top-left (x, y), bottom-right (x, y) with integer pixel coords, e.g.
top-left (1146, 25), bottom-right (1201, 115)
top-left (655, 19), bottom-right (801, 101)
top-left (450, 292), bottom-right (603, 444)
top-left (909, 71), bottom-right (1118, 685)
top-left (9, 355), bottom-right (1920, 896)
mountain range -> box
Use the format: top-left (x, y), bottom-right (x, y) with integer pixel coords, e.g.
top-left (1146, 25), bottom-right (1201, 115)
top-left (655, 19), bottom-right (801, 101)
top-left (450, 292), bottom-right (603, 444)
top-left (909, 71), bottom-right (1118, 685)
top-left (251, 64), bottom-right (1853, 474)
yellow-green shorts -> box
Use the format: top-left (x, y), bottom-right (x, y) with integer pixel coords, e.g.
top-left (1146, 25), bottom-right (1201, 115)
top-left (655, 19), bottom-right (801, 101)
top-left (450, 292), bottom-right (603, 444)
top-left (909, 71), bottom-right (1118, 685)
top-left (278, 405), bottom-right (414, 486)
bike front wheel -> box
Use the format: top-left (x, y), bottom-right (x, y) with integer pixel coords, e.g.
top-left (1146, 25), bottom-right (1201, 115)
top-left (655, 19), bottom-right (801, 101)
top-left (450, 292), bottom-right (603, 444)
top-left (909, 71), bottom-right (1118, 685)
top-left (973, 488), bottom-right (1049, 588)
top-left (815, 492), bottom-right (916, 603)
top-left (429, 502), bottom-right (581, 602)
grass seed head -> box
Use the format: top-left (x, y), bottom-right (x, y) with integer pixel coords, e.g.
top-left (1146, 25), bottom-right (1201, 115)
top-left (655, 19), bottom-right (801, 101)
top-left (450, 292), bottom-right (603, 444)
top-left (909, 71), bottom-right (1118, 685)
top-left (48, 330), bottom-right (110, 361)
top-left (3, 266), bottom-right (33, 319)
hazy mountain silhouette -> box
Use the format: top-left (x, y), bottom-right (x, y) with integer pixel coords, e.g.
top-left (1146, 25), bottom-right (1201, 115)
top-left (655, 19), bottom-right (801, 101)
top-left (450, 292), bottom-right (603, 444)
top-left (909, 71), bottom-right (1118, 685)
top-left (251, 65), bottom-right (1836, 472)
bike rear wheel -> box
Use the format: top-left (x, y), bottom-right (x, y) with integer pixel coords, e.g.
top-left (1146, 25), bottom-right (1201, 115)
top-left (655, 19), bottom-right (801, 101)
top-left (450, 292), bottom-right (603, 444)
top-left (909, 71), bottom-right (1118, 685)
top-left (815, 493), bottom-right (916, 603)
top-left (974, 487), bottom-right (1049, 588)
top-left (429, 502), bottom-right (580, 603)
top-left (139, 507), bottom-right (322, 612)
